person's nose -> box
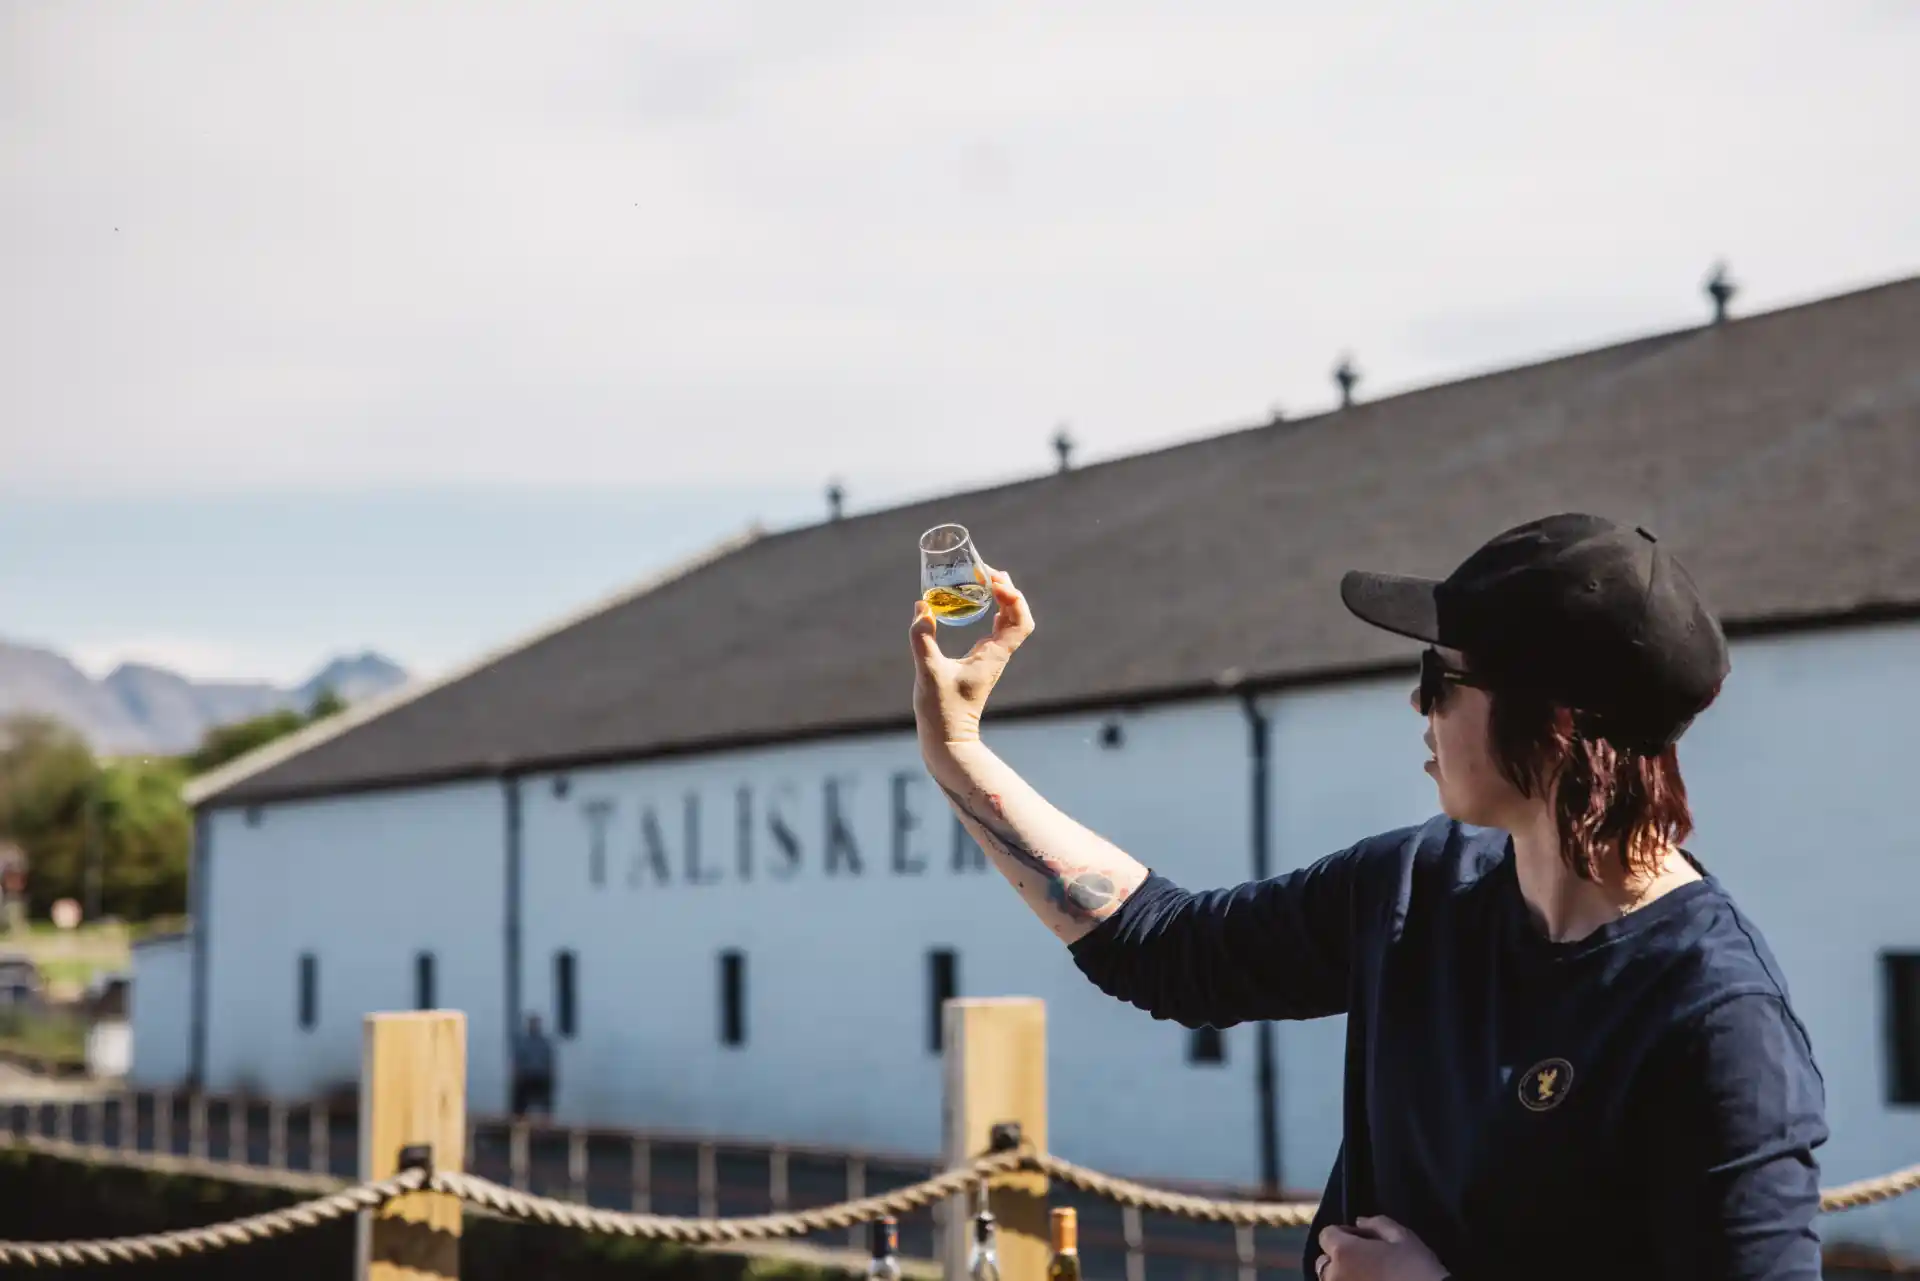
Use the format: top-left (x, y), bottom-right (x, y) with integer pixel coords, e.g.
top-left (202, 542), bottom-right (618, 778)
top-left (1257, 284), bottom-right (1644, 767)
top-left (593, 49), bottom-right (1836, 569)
top-left (1408, 683), bottom-right (1422, 714)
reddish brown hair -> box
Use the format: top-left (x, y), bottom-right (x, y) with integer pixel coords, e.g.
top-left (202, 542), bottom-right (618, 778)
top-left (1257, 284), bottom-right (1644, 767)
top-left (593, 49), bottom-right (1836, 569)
top-left (1486, 687), bottom-right (1708, 881)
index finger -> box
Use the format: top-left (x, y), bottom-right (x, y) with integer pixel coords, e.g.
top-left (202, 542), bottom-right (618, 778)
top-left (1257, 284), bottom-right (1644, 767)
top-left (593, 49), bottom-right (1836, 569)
top-left (1318, 1226), bottom-right (1359, 1255)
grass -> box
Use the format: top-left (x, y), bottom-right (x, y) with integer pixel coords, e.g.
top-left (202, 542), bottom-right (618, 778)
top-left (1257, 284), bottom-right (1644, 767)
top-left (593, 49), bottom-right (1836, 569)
top-left (0, 1007), bottom-right (87, 1066)
top-left (1, 919), bottom-right (135, 994)
top-left (35, 958), bottom-right (99, 989)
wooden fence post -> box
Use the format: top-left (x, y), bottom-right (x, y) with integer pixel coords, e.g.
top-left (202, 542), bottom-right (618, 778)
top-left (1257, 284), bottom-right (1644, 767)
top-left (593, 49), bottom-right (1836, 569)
top-left (356, 1011), bottom-right (466, 1281)
top-left (941, 997), bottom-right (1048, 1281)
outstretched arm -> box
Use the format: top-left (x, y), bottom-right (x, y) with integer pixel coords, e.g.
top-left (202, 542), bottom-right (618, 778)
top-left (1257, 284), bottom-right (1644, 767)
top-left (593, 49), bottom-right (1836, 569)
top-left (926, 740), bottom-right (1150, 945)
top-left (909, 569), bottom-right (1360, 1027)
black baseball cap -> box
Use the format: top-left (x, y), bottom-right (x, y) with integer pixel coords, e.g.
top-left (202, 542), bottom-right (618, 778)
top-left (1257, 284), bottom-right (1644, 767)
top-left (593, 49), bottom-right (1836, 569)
top-left (1339, 513), bottom-right (1730, 751)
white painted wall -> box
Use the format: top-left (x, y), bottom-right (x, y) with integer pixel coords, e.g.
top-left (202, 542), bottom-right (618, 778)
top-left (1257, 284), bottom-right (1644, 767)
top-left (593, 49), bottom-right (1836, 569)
top-left (1261, 673), bottom-right (1443, 1196)
top-left (1681, 619), bottom-right (1920, 1254)
top-left (517, 702), bottom-right (1265, 1184)
top-left (129, 933), bottom-right (192, 1087)
top-left (201, 782), bottom-right (508, 1107)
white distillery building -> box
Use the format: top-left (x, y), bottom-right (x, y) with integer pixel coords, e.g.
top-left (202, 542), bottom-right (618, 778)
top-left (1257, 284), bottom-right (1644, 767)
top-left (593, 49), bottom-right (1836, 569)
top-left (153, 275), bottom-right (1920, 1254)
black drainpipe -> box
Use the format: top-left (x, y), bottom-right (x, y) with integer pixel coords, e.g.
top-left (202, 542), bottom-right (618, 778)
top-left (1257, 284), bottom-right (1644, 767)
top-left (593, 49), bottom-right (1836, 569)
top-left (188, 809), bottom-right (211, 1088)
top-left (503, 775), bottom-right (524, 1100)
top-left (1238, 689), bottom-right (1283, 1193)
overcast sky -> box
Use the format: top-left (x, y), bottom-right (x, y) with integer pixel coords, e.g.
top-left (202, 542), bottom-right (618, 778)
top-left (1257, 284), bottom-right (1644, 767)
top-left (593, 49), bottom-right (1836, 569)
top-left (4, 1), bottom-right (1917, 682)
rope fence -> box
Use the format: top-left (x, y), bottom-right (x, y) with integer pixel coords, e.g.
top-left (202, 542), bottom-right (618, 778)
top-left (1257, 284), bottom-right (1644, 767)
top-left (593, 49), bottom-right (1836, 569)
top-left (4, 1129), bottom-right (1919, 1269)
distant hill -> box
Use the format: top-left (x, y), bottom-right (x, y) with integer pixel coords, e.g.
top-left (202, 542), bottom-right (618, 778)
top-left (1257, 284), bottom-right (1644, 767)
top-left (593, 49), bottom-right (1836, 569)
top-left (0, 642), bottom-right (408, 755)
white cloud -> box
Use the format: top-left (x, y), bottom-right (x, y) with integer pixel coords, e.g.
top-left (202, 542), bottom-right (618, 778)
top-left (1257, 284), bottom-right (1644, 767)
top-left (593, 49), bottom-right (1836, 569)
top-left (3, 0), bottom-right (1916, 499)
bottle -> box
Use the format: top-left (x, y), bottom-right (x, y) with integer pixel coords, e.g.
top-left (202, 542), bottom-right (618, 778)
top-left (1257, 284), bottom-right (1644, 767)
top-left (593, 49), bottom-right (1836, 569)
top-left (868, 1214), bottom-right (902, 1281)
top-left (968, 1198), bottom-right (1001, 1281)
top-left (1047, 1206), bottom-right (1081, 1281)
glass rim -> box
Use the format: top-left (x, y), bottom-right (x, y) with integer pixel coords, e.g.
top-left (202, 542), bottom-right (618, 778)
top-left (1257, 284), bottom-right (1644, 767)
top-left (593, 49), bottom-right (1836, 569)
top-left (918, 522), bottom-right (973, 554)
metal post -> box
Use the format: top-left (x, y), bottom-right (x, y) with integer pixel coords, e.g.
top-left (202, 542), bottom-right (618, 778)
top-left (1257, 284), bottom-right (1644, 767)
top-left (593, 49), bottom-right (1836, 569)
top-left (769, 1146), bottom-right (790, 1211)
top-left (1235, 1224), bottom-right (1256, 1281)
top-left (155, 1090), bottom-right (172, 1155)
top-left (229, 1096), bottom-right (246, 1165)
top-left (845, 1157), bottom-right (866, 1249)
top-left (311, 1103), bottom-right (330, 1175)
top-left (697, 1142), bottom-right (719, 1219)
top-left (89, 1096), bottom-right (106, 1151)
top-left (630, 1137), bottom-right (651, 1213)
top-left (53, 1100), bottom-right (71, 1144)
top-left (568, 1128), bottom-right (588, 1204)
top-left (1123, 1205), bottom-right (1145, 1281)
top-left (268, 1101), bottom-right (287, 1169)
top-left (189, 1092), bottom-right (208, 1160)
top-left (509, 1119), bottom-right (530, 1192)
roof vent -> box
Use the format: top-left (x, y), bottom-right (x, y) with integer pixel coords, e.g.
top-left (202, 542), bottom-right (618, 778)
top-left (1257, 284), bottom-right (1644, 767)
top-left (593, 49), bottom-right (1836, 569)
top-left (1706, 262), bottom-right (1736, 325)
top-left (1333, 355), bottom-right (1361, 408)
top-left (1052, 425), bottom-right (1075, 472)
top-left (826, 480), bottom-right (845, 521)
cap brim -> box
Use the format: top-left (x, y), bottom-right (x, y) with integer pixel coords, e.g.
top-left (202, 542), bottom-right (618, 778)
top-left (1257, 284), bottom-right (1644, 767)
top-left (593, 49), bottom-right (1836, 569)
top-left (1340, 570), bottom-right (1443, 644)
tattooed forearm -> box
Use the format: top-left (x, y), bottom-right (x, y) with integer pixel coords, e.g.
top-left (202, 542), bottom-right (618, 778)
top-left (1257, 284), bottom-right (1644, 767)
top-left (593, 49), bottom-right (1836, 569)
top-left (937, 780), bottom-right (1127, 921)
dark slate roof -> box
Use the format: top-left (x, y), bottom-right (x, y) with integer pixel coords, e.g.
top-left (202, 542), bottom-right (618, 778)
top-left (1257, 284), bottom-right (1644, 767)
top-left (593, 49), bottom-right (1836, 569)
top-left (202, 274), bottom-right (1920, 805)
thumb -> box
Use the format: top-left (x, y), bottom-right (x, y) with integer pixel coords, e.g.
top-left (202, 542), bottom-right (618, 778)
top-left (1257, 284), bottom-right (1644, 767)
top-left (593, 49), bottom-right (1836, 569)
top-left (909, 600), bottom-right (944, 668)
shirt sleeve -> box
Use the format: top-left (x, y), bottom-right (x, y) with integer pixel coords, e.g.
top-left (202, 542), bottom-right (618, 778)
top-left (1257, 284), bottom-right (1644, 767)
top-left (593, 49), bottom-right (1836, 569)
top-left (1640, 992), bottom-right (1829, 1280)
top-left (1065, 837), bottom-right (1380, 1027)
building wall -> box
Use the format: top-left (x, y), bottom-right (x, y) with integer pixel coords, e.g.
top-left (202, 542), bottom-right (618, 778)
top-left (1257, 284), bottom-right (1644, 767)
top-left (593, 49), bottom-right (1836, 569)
top-left (185, 619), bottom-right (1920, 1248)
top-left (1679, 618), bottom-right (1920, 1252)
top-left (1261, 672), bottom-right (1442, 1195)
top-left (516, 701), bottom-right (1266, 1184)
top-left (199, 782), bottom-right (508, 1106)
top-left (128, 934), bottom-right (192, 1087)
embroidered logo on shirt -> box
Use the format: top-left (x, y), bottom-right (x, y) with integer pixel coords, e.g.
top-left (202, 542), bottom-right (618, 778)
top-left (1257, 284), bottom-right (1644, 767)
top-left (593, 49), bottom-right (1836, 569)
top-left (1518, 1058), bottom-right (1574, 1112)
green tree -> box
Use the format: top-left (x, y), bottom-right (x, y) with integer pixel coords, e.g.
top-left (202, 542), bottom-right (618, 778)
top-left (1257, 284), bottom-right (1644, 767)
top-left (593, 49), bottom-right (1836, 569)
top-left (91, 757), bottom-right (191, 920)
top-left (185, 689), bottom-right (348, 777)
top-left (0, 717), bottom-right (94, 916)
top-left (0, 717), bottom-right (189, 921)
top-left (185, 708), bottom-right (306, 776)
top-left (307, 686), bottom-right (347, 720)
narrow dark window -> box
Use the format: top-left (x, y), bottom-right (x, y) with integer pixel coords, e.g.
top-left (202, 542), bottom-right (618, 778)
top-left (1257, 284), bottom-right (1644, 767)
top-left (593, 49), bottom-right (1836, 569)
top-left (1189, 1025), bottom-right (1226, 1065)
top-left (415, 952), bottom-right (436, 1010)
top-left (720, 950), bottom-right (745, 1047)
top-left (297, 953), bottom-right (318, 1030)
top-left (554, 950), bottom-right (578, 1039)
top-left (928, 949), bottom-right (958, 1054)
top-left (1884, 952), bottom-right (1920, 1104)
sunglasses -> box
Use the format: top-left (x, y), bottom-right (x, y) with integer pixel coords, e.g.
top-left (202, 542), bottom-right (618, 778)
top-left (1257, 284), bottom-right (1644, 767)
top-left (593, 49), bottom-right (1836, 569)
top-left (1418, 648), bottom-right (1492, 716)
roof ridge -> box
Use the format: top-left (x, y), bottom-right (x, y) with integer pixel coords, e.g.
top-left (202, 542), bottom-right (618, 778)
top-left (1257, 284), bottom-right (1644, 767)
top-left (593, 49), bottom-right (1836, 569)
top-left (747, 269), bottom-right (1920, 544)
top-left (181, 521), bottom-right (767, 806)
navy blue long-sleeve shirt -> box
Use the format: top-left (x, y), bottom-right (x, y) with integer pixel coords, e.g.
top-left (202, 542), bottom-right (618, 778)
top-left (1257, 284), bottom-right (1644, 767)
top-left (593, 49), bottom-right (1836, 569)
top-left (1068, 817), bottom-right (1828, 1280)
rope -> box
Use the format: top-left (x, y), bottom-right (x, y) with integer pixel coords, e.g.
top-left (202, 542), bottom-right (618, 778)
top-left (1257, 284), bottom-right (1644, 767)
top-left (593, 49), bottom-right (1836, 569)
top-left (1031, 1153), bottom-right (1317, 1227)
top-left (425, 1147), bottom-right (1031, 1244)
top-left (1818, 1163), bottom-right (1920, 1214)
top-left (0, 1166), bottom-right (426, 1267)
top-left (3, 1138), bottom-right (1919, 1266)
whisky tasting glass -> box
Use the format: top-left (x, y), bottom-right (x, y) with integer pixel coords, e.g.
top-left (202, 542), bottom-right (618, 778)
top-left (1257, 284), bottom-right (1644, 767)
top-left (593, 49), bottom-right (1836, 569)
top-left (919, 523), bottom-right (993, 626)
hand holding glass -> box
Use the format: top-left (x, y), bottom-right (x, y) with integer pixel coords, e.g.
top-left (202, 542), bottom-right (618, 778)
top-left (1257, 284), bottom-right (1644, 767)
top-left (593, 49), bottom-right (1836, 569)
top-left (919, 524), bottom-right (993, 626)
